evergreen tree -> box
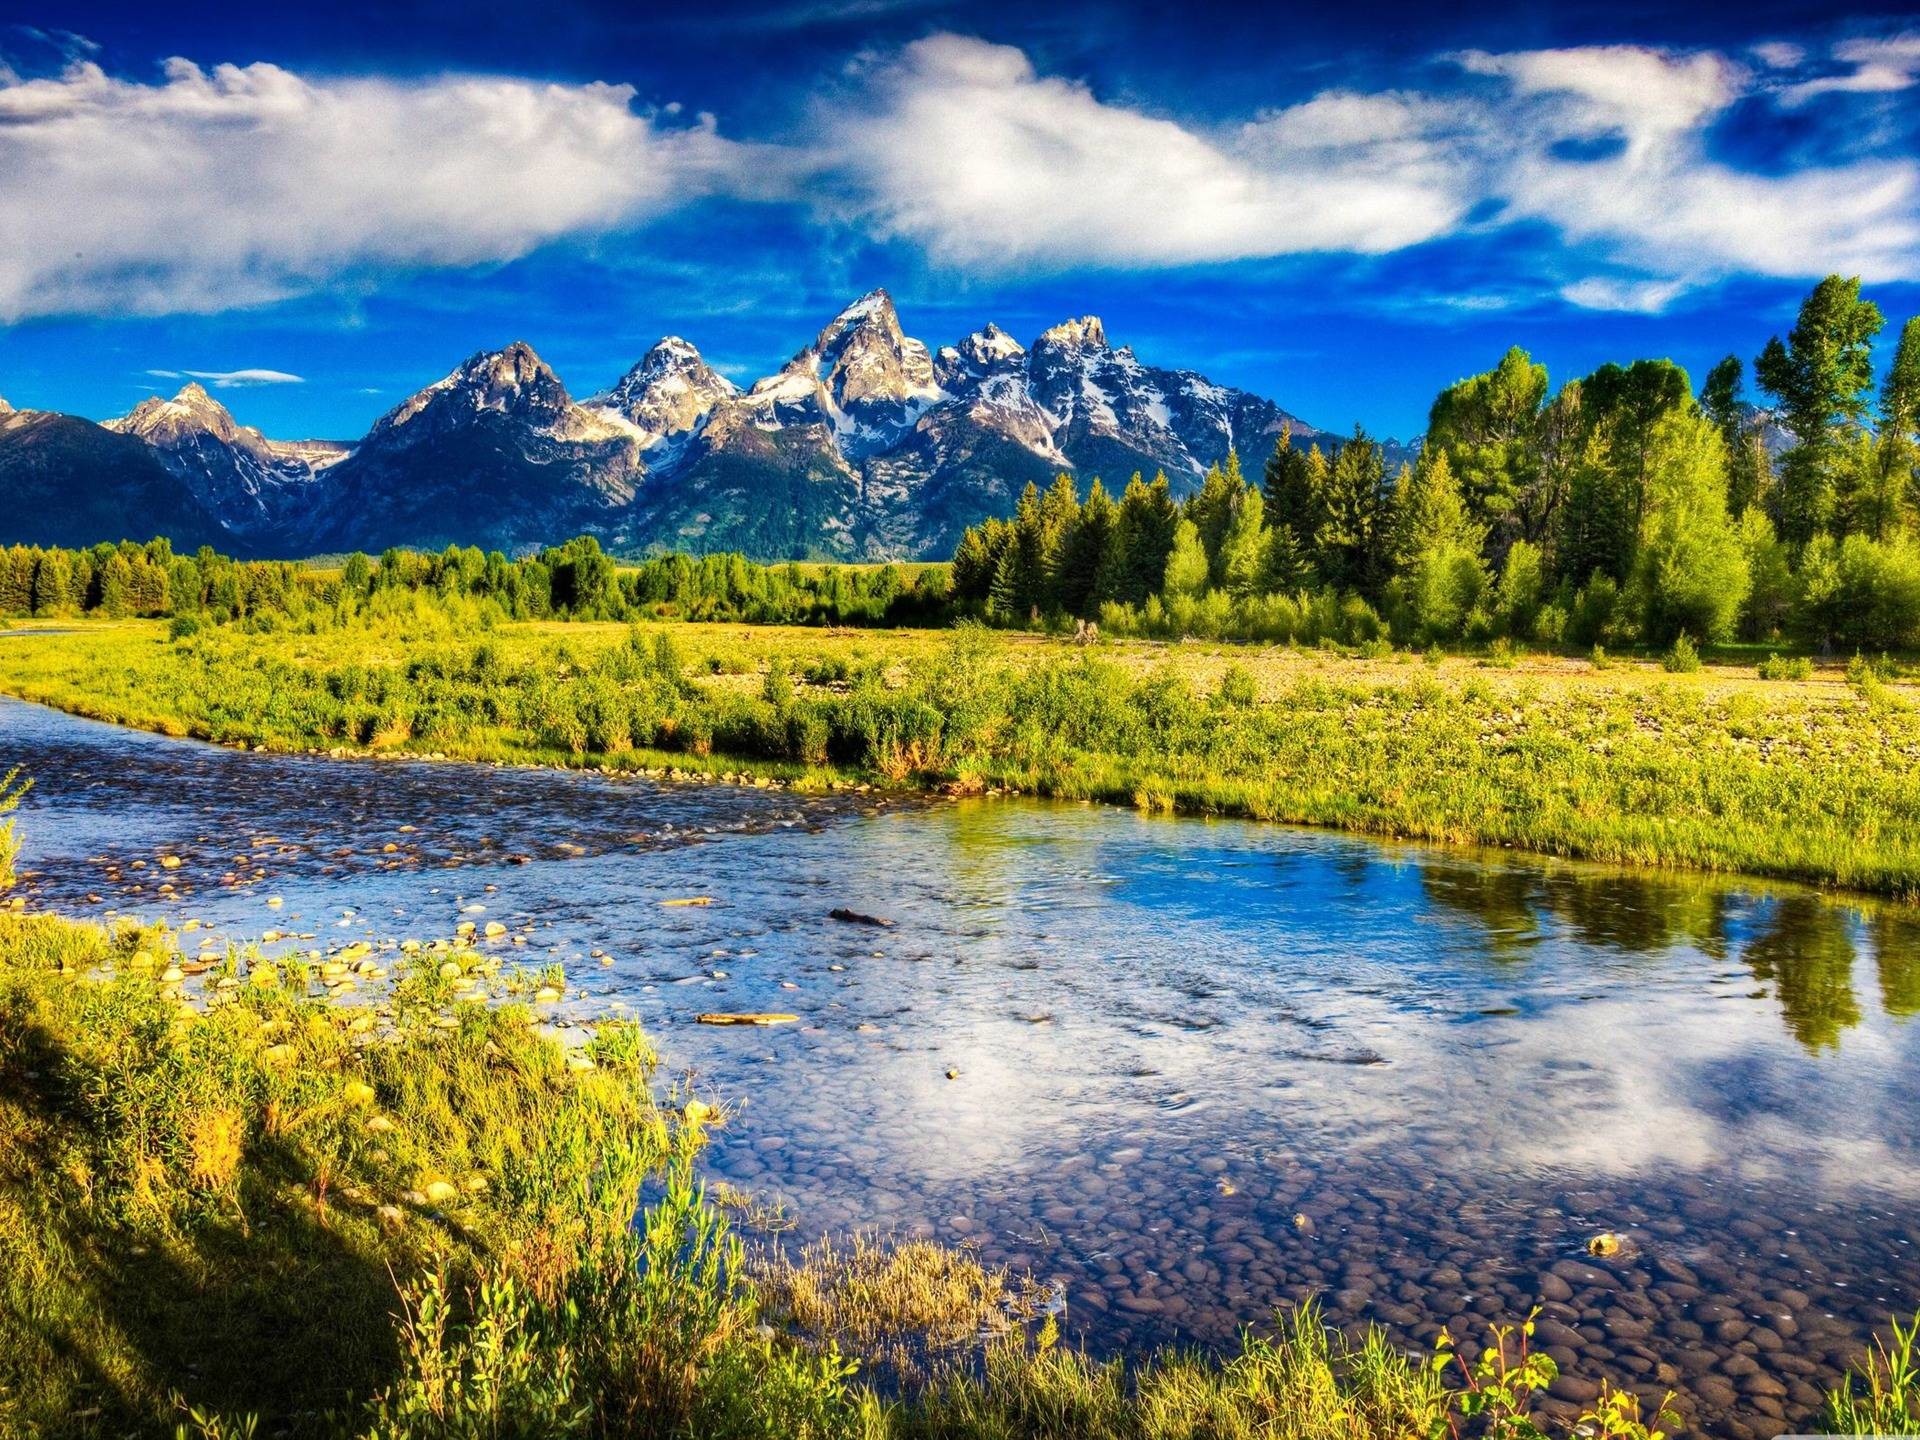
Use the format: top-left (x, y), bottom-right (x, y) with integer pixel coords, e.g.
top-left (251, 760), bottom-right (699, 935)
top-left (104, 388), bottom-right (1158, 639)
top-left (1259, 524), bottom-right (1313, 593)
top-left (1756, 275), bottom-right (1885, 542)
top-left (1389, 450), bottom-right (1481, 568)
top-left (1313, 428), bottom-right (1389, 594)
top-left (1163, 518), bottom-right (1209, 597)
top-left (1185, 458), bottom-right (1242, 582)
top-left (1262, 427), bottom-right (1316, 534)
top-left (1555, 429), bottom-right (1635, 585)
top-left (0, 547), bottom-right (33, 616)
top-left (1700, 355), bottom-right (1745, 442)
top-left (98, 553), bottom-right (135, 618)
top-left (1219, 485), bottom-right (1267, 598)
top-left (1873, 316), bottom-right (1920, 537)
top-left (1055, 479), bottom-right (1114, 616)
top-left (1098, 473), bottom-right (1178, 605)
top-left (31, 550), bottom-right (72, 616)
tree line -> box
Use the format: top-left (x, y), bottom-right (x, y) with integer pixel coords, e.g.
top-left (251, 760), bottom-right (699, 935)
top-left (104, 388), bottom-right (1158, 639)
top-left (0, 535), bottom-right (951, 629)
top-left (950, 275), bottom-right (1920, 653)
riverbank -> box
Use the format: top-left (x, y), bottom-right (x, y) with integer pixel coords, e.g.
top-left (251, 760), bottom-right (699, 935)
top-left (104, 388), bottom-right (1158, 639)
top-left (2, 617), bottom-right (1917, 898)
top-left (0, 898), bottom-right (1800, 1440)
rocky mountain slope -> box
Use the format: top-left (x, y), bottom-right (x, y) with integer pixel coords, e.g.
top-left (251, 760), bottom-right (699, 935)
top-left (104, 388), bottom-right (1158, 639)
top-left (105, 382), bottom-right (348, 536)
top-left (0, 291), bottom-right (1352, 560)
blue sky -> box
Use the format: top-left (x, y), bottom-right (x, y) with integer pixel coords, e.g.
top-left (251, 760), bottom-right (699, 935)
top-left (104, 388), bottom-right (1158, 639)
top-left (0, 0), bottom-right (1916, 441)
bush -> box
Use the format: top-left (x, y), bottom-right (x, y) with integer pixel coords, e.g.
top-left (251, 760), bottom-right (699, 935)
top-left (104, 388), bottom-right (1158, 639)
top-left (1757, 653), bottom-right (1813, 681)
top-left (1662, 634), bottom-right (1702, 673)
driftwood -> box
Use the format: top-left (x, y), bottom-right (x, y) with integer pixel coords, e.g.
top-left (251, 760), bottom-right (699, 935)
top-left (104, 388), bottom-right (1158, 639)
top-left (828, 907), bottom-right (893, 927)
top-left (695, 1012), bottom-right (799, 1026)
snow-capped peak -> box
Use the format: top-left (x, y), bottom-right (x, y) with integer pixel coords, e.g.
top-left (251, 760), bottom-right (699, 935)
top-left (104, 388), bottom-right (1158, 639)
top-left (111, 383), bottom-right (245, 445)
top-left (604, 336), bottom-right (738, 446)
top-left (1036, 316), bottom-right (1109, 352)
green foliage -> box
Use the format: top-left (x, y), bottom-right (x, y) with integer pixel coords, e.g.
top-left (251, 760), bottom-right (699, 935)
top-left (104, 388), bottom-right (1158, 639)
top-left (1662, 634), bottom-right (1702, 673)
top-left (1162, 518), bottom-right (1209, 597)
top-left (1825, 1312), bottom-right (1920, 1435)
top-left (0, 766), bottom-right (24, 892)
top-left (1758, 653), bottom-right (1813, 681)
top-left (1426, 345), bottom-right (1549, 534)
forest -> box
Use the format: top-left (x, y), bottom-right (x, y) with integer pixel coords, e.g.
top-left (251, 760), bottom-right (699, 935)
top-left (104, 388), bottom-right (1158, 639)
top-left (952, 276), bottom-right (1920, 654)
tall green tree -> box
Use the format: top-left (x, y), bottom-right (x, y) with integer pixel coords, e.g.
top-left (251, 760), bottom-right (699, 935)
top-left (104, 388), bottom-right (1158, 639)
top-left (1630, 410), bottom-right (1750, 643)
top-left (1261, 427), bottom-right (1318, 537)
top-left (1425, 347), bottom-right (1549, 539)
top-left (1163, 518), bottom-right (1209, 597)
top-left (1219, 484), bottom-right (1267, 598)
top-left (1097, 473), bottom-right (1178, 605)
top-left (1313, 428), bottom-right (1390, 594)
top-left (1870, 316), bottom-right (1920, 538)
top-left (1755, 275), bottom-right (1885, 542)
top-left (1185, 455), bottom-right (1243, 582)
top-left (1055, 479), bottom-right (1114, 616)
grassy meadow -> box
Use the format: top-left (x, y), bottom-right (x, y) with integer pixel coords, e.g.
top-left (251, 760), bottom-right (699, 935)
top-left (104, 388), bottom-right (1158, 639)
top-left (1, 614), bottom-right (1918, 896)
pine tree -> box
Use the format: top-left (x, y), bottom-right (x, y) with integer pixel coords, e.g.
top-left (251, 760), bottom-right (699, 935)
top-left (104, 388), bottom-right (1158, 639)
top-left (1219, 485), bottom-right (1267, 598)
top-left (1873, 316), bottom-right (1920, 537)
top-left (1185, 459), bottom-right (1241, 582)
top-left (1389, 450), bottom-right (1482, 569)
top-left (1262, 427), bottom-right (1318, 533)
top-left (1055, 479), bottom-right (1113, 616)
top-left (1259, 524), bottom-right (1313, 593)
top-left (1163, 518), bottom-right (1209, 597)
top-left (1098, 473), bottom-right (1178, 605)
top-left (31, 550), bottom-right (72, 616)
top-left (1313, 428), bottom-right (1389, 594)
top-left (0, 547), bottom-right (33, 616)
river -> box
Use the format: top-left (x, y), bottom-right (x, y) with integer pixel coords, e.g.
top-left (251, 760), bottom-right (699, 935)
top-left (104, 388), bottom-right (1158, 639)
top-left (5, 695), bottom-right (1917, 1440)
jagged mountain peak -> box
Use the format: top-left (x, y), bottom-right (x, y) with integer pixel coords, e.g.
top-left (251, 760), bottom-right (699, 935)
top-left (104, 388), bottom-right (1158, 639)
top-left (112, 384), bottom-right (246, 445)
top-left (1035, 316), bottom-right (1109, 352)
top-left (374, 340), bottom-right (577, 439)
top-left (747, 291), bottom-right (942, 452)
top-left (604, 336), bottom-right (739, 446)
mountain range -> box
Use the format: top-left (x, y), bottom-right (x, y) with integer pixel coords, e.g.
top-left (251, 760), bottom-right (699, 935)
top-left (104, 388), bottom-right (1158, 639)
top-left (0, 290), bottom-right (1374, 561)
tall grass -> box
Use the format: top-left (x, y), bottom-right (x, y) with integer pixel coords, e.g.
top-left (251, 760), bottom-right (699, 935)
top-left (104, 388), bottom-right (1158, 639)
top-left (3, 617), bottom-right (1918, 895)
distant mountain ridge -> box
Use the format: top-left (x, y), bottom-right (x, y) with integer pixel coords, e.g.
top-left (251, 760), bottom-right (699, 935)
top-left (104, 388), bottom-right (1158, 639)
top-left (0, 291), bottom-right (1390, 560)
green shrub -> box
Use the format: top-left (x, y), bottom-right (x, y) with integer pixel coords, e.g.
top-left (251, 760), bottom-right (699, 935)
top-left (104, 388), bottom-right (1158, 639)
top-left (1662, 634), bottom-right (1702, 673)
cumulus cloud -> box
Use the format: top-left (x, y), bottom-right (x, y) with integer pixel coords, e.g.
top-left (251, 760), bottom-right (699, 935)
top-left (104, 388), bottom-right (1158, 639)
top-left (0, 56), bottom-right (760, 320)
top-left (823, 34), bottom-right (1920, 308)
top-left (821, 35), bottom-right (1469, 270)
top-left (146, 367), bottom-right (305, 387)
top-left (2, 31), bottom-right (1916, 322)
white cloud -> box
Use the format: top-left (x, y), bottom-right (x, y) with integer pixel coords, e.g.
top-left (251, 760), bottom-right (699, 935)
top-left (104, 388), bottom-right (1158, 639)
top-left (2, 33), bottom-right (1916, 322)
top-left (1779, 33), bottom-right (1920, 105)
top-left (0, 57), bottom-right (759, 320)
top-left (821, 35), bottom-right (1469, 270)
top-left (147, 367), bottom-right (304, 387)
top-left (1451, 44), bottom-right (1920, 292)
top-left (1558, 277), bottom-right (1692, 313)
top-left (818, 35), bottom-right (1919, 305)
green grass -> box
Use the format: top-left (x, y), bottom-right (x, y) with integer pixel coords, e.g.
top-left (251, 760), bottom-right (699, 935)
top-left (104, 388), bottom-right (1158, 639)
top-left (4, 614), bottom-right (1920, 897)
